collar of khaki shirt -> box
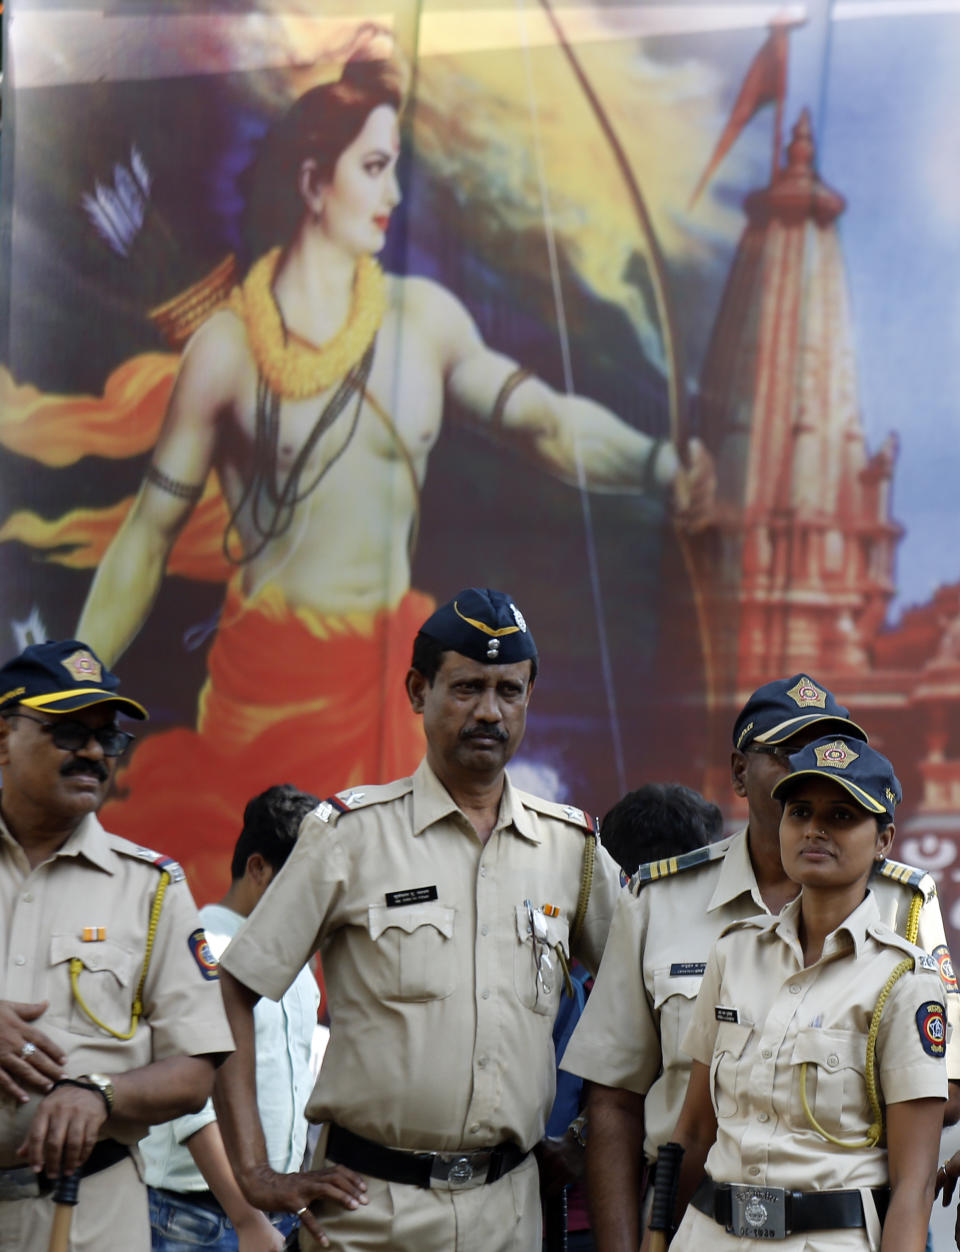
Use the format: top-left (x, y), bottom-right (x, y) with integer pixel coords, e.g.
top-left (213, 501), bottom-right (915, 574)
top-left (750, 888), bottom-right (881, 960)
top-left (706, 826), bottom-right (770, 915)
top-left (410, 758), bottom-right (540, 843)
top-left (0, 806), bottom-right (115, 876)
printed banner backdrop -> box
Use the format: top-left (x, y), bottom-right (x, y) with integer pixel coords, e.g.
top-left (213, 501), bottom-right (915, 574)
top-left (2, 0), bottom-right (960, 949)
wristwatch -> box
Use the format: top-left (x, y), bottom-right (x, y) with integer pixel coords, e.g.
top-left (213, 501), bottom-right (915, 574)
top-left (82, 1073), bottom-right (116, 1114)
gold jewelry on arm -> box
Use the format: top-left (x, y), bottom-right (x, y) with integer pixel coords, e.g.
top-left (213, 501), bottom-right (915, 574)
top-left (145, 463), bottom-right (206, 502)
top-left (490, 367), bottom-right (533, 432)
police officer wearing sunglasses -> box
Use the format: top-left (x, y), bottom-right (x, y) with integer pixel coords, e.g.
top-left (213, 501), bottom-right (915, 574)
top-left (0, 639), bottom-right (234, 1252)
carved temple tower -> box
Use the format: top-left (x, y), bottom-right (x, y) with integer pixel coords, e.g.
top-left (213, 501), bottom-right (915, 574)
top-left (690, 111), bottom-right (904, 797)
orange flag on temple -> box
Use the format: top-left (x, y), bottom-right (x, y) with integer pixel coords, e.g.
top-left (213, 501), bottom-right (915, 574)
top-left (689, 22), bottom-right (791, 208)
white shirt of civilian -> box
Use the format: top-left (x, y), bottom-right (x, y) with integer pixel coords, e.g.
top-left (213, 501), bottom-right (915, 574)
top-left (141, 902), bottom-right (320, 1190)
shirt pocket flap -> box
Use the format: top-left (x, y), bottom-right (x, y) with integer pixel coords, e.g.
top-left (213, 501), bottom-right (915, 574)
top-left (792, 1027), bottom-right (865, 1075)
top-left (652, 969), bottom-right (703, 1009)
top-left (367, 903), bottom-right (456, 942)
top-left (714, 1020), bottom-right (754, 1059)
top-left (49, 934), bottom-right (137, 984)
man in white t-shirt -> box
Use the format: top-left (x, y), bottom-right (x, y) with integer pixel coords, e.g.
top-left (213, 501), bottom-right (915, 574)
top-left (142, 785), bottom-right (321, 1252)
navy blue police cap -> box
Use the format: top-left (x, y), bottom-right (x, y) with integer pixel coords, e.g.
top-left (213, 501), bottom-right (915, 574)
top-left (419, 589), bottom-right (537, 666)
top-left (0, 639), bottom-right (148, 720)
top-left (733, 674), bottom-right (866, 752)
top-left (772, 734), bottom-right (901, 820)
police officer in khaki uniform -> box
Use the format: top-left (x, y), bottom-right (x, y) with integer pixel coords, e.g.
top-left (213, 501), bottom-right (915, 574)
top-left (560, 676), bottom-right (960, 1252)
top-left (0, 640), bottom-right (235, 1252)
top-left (666, 736), bottom-right (946, 1249)
top-left (214, 588), bottom-right (622, 1251)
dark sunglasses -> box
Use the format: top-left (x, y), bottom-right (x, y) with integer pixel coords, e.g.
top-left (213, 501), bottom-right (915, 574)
top-left (6, 710), bottom-right (135, 757)
top-left (746, 742), bottom-right (793, 767)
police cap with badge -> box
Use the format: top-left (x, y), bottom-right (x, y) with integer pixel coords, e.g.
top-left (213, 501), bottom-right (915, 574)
top-left (771, 734), bottom-right (901, 819)
top-left (419, 588), bottom-right (538, 665)
top-left (0, 638), bottom-right (148, 720)
top-left (733, 674), bottom-right (866, 752)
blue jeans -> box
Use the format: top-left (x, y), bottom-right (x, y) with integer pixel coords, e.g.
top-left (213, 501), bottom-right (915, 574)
top-left (148, 1186), bottom-right (298, 1252)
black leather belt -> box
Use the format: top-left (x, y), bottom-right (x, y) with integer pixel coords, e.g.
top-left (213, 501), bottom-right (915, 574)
top-left (693, 1177), bottom-right (890, 1238)
top-left (153, 1185), bottom-right (223, 1213)
top-left (326, 1123), bottom-right (528, 1191)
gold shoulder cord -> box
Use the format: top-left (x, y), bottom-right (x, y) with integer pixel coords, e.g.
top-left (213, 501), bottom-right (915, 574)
top-left (800, 888), bottom-right (923, 1148)
top-left (69, 870), bottom-right (171, 1040)
top-left (554, 833), bottom-right (597, 1000)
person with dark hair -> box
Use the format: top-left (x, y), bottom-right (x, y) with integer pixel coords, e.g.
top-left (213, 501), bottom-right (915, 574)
top-left (0, 640), bottom-right (234, 1252)
top-left (141, 785), bottom-right (331, 1252)
top-left (73, 23), bottom-right (714, 885)
top-left (599, 783), bottom-right (724, 878)
top-left (560, 675), bottom-right (960, 1252)
top-left (666, 737), bottom-right (945, 1249)
top-left (213, 589), bottom-right (623, 1252)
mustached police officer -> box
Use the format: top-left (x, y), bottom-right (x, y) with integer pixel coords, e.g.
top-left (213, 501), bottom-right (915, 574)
top-left (214, 588), bottom-right (622, 1251)
top-left (0, 640), bottom-right (234, 1251)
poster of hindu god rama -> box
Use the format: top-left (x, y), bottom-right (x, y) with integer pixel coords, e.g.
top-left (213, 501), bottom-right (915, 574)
top-left (3, 0), bottom-right (959, 910)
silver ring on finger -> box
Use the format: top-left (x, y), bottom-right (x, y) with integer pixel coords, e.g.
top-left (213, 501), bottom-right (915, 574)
top-left (296, 1206), bottom-right (309, 1216)
top-left (19, 1042), bottom-right (36, 1060)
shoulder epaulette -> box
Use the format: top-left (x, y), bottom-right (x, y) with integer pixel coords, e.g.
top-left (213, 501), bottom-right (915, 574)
top-left (119, 843), bottom-right (185, 883)
top-left (514, 790), bottom-right (599, 837)
top-left (878, 857), bottom-right (936, 898)
top-left (309, 778), bottom-right (413, 825)
top-left (866, 921), bottom-right (935, 970)
top-left (630, 836), bottom-right (732, 889)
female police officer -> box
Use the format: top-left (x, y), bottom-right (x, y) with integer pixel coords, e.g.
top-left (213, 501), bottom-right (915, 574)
top-left (658, 735), bottom-right (947, 1251)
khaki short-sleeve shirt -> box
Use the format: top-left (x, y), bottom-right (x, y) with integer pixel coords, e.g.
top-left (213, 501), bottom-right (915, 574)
top-left (0, 811), bottom-right (234, 1165)
top-left (682, 891), bottom-right (947, 1191)
top-left (560, 829), bottom-right (960, 1161)
top-left (219, 758), bottom-right (621, 1153)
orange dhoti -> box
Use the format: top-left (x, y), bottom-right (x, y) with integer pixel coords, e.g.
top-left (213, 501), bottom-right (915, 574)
top-left (102, 582), bottom-right (430, 903)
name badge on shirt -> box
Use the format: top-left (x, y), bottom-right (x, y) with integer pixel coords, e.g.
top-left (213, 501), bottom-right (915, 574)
top-left (715, 1006), bottom-right (740, 1023)
top-left (670, 962), bottom-right (706, 977)
top-left (385, 886), bottom-right (439, 907)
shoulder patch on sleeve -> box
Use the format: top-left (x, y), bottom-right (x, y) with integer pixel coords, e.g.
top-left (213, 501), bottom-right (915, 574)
top-left (934, 944), bottom-right (959, 993)
top-left (310, 779), bottom-right (413, 824)
top-left (120, 844), bottom-right (185, 882)
top-left (916, 1000), bottom-right (947, 1057)
top-left (630, 838), bottom-right (730, 889)
top-left (188, 928), bottom-right (219, 980)
top-left (878, 857), bottom-right (936, 899)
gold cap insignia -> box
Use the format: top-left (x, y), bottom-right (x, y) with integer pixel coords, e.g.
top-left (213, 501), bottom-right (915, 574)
top-left (786, 677), bottom-right (827, 709)
top-left (885, 786), bottom-right (897, 803)
top-left (61, 649), bottom-right (102, 684)
top-left (814, 740), bottom-right (858, 770)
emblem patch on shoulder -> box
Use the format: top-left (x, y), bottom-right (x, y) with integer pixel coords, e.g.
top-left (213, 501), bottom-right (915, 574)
top-left (61, 648), bottom-right (102, 684)
top-left (935, 945), bottom-right (959, 993)
top-left (786, 677), bottom-right (827, 709)
top-left (918, 953), bottom-right (939, 973)
top-left (813, 740), bottom-right (858, 770)
top-left (916, 1001), bottom-right (946, 1057)
top-left (188, 929), bottom-right (219, 980)
top-left (563, 805), bottom-right (586, 824)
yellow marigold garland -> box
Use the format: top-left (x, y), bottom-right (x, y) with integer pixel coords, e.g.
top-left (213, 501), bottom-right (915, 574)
top-left (229, 248), bottom-right (386, 400)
